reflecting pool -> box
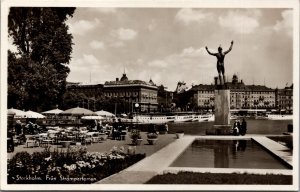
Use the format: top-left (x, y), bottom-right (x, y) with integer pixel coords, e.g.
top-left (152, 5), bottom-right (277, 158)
top-left (170, 139), bottom-right (290, 169)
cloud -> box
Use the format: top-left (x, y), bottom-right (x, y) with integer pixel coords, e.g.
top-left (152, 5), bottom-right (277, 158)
top-left (68, 18), bottom-right (100, 36)
top-left (147, 47), bottom-right (213, 70)
top-left (89, 40), bottom-right (105, 50)
top-left (109, 41), bottom-right (125, 48)
top-left (111, 28), bottom-right (138, 41)
top-left (181, 47), bottom-right (207, 57)
top-left (148, 20), bottom-right (157, 31)
top-left (219, 10), bottom-right (260, 34)
top-left (94, 8), bottom-right (117, 14)
top-left (273, 10), bottom-right (293, 37)
top-left (73, 54), bottom-right (100, 67)
top-left (175, 8), bottom-right (212, 25)
top-left (148, 60), bottom-right (169, 68)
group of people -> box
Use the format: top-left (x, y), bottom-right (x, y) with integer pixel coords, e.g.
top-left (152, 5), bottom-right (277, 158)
top-left (111, 118), bottom-right (126, 140)
top-left (232, 118), bottom-right (247, 136)
top-left (15, 120), bottom-right (41, 135)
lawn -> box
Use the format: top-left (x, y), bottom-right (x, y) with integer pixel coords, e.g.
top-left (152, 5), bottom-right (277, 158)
top-left (146, 172), bottom-right (292, 185)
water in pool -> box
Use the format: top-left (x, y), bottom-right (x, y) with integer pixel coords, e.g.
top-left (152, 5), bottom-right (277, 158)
top-left (170, 139), bottom-right (290, 169)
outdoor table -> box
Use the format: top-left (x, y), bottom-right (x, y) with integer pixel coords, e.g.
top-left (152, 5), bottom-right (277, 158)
top-left (38, 133), bottom-right (48, 137)
top-left (80, 130), bottom-right (88, 134)
top-left (47, 126), bottom-right (59, 130)
top-left (86, 132), bottom-right (98, 136)
top-left (48, 130), bottom-right (59, 134)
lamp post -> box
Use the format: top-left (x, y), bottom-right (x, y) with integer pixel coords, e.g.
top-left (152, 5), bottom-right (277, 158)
top-left (135, 103), bottom-right (139, 129)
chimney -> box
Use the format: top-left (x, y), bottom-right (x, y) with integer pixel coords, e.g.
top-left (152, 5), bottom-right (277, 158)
top-left (116, 78), bottom-right (119, 81)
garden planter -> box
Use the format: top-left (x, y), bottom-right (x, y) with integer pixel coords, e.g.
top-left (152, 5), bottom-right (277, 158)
top-left (159, 131), bottom-right (167, 135)
top-left (131, 138), bottom-right (143, 145)
top-left (147, 138), bottom-right (158, 145)
top-left (176, 132), bottom-right (184, 139)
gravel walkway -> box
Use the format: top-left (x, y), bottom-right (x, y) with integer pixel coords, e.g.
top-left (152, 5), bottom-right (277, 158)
top-left (7, 132), bottom-right (177, 159)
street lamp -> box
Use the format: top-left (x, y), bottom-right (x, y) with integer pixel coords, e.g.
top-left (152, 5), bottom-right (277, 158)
top-left (135, 103), bottom-right (139, 130)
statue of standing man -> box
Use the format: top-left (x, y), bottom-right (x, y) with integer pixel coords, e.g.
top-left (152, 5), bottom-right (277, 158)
top-left (206, 41), bottom-right (234, 85)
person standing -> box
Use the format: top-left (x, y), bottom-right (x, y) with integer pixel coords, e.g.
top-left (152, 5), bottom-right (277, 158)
top-left (240, 118), bottom-right (247, 136)
top-left (164, 123), bottom-right (169, 133)
top-left (27, 121), bottom-right (34, 135)
top-left (112, 118), bottom-right (118, 140)
top-left (232, 120), bottom-right (239, 136)
top-left (15, 120), bottom-right (22, 135)
top-left (237, 120), bottom-right (241, 134)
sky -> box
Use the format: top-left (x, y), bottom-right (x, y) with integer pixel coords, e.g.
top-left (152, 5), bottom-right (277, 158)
top-left (65, 8), bottom-right (293, 91)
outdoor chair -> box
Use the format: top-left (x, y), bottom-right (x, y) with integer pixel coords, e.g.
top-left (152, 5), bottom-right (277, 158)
top-left (25, 136), bottom-right (39, 148)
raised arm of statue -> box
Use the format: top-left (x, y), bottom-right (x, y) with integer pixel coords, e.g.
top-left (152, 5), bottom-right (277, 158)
top-left (205, 46), bottom-right (217, 56)
top-left (224, 40), bottom-right (234, 55)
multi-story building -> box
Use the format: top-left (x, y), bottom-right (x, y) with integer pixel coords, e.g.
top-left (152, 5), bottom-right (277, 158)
top-left (67, 83), bottom-right (104, 99)
top-left (191, 84), bottom-right (215, 110)
top-left (66, 73), bottom-right (158, 113)
top-left (103, 73), bottom-right (158, 112)
top-left (190, 75), bottom-right (277, 111)
top-left (276, 84), bottom-right (293, 114)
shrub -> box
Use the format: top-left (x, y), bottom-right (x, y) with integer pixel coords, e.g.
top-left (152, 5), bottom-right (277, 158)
top-left (8, 146), bottom-right (145, 184)
top-left (130, 129), bottom-right (142, 140)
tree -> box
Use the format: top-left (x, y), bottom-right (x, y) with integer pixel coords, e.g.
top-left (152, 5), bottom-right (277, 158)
top-left (8, 7), bottom-right (76, 111)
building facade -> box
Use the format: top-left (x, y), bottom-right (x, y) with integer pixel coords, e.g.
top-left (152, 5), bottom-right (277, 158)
top-left (67, 83), bottom-right (104, 99)
top-left (103, 73), bottom-right (158, 112)
top-left (66, 73), bottom-right (158, 113)
top-left (276, 84), bottom-right (293, 114)
top-left (191, 75), bottom-right (278, 111)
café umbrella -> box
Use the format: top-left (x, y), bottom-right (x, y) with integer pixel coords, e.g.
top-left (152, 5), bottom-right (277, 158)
top-left (25, 110), bottom-right (45, 119)
top-left (42, 108), bottom-right (63, 115)
top-left (7, 108), bottom-right (27, 118)
top-left (61, 107), bottom-right (97, 116)
top-left (95, 110), bottom-right (115, 117)
top-left (61, 107), bottom-right (97, 126)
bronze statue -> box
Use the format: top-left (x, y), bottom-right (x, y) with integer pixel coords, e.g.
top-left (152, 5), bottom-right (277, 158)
top-left (206, 41), bottom-right (234, 85)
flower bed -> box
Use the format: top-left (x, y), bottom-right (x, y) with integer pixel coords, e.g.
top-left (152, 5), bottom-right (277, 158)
top-left (8, 146), bottom-right (145, 184)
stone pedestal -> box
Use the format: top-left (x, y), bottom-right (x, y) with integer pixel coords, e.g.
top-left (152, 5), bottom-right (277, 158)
top-left (206, 89), bottom-right (231, 135)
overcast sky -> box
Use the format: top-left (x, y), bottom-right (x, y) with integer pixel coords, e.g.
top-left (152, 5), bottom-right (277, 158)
top-left (66, 8), bottom-right (293, 91)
